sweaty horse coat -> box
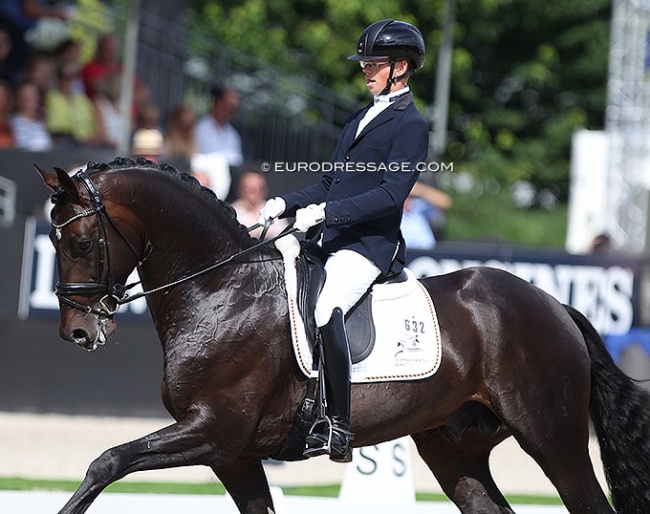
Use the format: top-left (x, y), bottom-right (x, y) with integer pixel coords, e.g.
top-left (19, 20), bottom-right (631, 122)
top-left (37, 160), bottom-right (650, 514)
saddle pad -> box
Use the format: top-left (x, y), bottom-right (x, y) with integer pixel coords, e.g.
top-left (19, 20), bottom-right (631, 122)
top-left (275, 235), bottom-right (442, 384)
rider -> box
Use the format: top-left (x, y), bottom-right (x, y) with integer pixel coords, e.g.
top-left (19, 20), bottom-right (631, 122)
top-left (260, 19), bottom-right (428, 463)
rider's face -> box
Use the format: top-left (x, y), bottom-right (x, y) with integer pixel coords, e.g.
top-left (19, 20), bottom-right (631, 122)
top-left (361, 59), bottom-right (407, 96)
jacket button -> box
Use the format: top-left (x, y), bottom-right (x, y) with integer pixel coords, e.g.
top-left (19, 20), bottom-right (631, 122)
top-left (344, 155), bottom-right (350, 161)
top-left (333, 216), bottom-right (339, 222)
top-left (335, 178), bottom-right (341, 183)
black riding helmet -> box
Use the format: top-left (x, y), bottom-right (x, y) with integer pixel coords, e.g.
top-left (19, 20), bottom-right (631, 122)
top-left (348, 19), bottom-right (425, 95)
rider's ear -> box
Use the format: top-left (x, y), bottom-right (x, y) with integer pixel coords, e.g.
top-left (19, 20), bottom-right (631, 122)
top-left (53, 166), bottom-right (80, 201)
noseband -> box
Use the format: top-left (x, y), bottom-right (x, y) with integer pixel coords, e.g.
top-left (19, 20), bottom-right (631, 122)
top-left (52, 170), bottom-right (148, 318)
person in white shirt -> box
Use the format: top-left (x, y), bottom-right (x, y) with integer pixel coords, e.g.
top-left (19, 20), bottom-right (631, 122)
top-left (195, 84), bottom-right (243, 168)
top-left (11, 81), bottom-right (52, 151)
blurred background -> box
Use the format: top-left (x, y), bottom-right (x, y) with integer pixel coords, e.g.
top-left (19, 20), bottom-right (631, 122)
top-left (0, 0), bottom-right (647, 502)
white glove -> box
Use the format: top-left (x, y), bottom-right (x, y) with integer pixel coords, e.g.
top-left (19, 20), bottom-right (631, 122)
top-left (258, 197), bottom-right (286, 225)
top-left (294, 203), bottom-right (326, 233)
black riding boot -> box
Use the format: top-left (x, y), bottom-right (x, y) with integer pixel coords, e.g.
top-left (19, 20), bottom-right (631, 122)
top-left (304, 307), bottom-right (353, 462)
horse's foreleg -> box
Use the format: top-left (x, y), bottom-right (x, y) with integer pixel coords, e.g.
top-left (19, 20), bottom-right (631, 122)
top-left (213, 459), bottom-right (275, 514)
top-left (57, 416), bottom-right (216, 514)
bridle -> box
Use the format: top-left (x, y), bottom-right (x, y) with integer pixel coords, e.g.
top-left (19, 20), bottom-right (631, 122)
top-left (52, 170), bottom-right (295, 318)
top-left (52, 170), bottom-right (149, 317)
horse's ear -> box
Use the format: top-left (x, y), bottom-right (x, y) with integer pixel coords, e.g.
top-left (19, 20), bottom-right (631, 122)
top-left (34, 164), bottom-right (80, 200)
top-left (34, 164), bottom-right (59, 191)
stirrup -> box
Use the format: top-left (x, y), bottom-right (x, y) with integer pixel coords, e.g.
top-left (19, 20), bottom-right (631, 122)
top-left (303, 417), bottom-right (353, 462)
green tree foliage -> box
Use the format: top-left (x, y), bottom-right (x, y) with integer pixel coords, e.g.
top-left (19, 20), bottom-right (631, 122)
top-left (189, 0), bottom-right (611, 200)
top-left (448, 1), bottom-right (611, 200)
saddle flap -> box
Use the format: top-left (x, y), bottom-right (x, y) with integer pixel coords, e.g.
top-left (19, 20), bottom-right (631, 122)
top-left (296, 240), bottom-right (326, 349)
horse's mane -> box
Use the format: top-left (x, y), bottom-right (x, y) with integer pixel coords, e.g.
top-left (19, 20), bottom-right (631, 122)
top-left (83, 157), bottom-right (254, 246)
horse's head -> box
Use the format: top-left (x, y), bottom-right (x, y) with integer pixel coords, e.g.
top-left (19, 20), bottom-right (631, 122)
top-left (36, 164), bottom-right (146, 350)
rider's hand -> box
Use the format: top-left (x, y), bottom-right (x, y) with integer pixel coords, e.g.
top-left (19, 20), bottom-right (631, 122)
top-left (294, 203), bottom-right (326, 233)
top-left (258, 197), bottom-right (286, 225)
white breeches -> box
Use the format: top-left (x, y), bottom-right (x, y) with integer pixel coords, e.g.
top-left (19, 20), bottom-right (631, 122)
top-left (315, 249), bottom-right (381, 327)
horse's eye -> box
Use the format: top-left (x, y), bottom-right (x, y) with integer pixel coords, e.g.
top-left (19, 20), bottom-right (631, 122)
top-left (76, 240), bottom-right (93, 254)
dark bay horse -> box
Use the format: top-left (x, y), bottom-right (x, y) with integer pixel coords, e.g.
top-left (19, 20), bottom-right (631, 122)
top-left (37, 158), bottom-right (650, 514)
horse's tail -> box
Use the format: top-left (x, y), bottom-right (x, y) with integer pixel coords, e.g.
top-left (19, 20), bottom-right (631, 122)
top-left (565, 304), bottom-right (650, 513)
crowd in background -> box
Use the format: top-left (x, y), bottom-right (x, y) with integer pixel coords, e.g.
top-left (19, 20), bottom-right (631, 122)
top-left (0, 7), bottom-right (451, 247)
top-left (0, 13), bottom-right (247, 203)
top-left (0, 25), bottom-right (200, 159)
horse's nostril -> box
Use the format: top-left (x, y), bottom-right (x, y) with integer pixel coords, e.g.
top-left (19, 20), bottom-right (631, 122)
top-left (71, 328), bottom-right (89, 341)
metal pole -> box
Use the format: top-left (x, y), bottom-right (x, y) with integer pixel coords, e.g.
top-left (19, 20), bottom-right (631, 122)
top-left (430, 0), bottom-right (455, 161)
top-left (117, 0), bottom-right (141, 156)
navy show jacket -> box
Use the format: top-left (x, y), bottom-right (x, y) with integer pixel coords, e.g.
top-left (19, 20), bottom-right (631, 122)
top-left (281, 92), bottom-right (429, 275)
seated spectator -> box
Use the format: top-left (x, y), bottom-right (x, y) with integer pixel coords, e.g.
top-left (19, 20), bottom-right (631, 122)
top-left (20, 51), bottom-right (54, 102)
top-left (83, 34), bottom-right (148, 121)
top-left (131, 128), bottom-right (164, 161)
top-left (52, 38), bottom-right (84, 94)
top-left (0, 0), bottom-right (68, 68)
top-left (164, 103), bottom-right (197, 163)
top-left (0, 79), bottom-right (15, 148)
top-left (11, 80), bottom-right (52, 151)
top-left (45, 62), bottom-right (99, 147)
top-left (230, 170), bottom-right (288, 238)
top-left (195, 84), bottom-right (243, 167)
top-left (93, 72), bottom-right (124, 149)
top-left (0, 21), bottom-right (20, 88)
top-left (82, 34), bottom-right (121, 100)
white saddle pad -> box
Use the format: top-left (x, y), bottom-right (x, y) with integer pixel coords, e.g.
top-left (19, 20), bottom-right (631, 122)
top-left (276, 236), bottom-right (442, 383)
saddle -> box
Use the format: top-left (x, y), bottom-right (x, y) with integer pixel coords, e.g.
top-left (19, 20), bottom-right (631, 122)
top-left (296, 241), bottom-right (407, 364)
top-left (273, 241), bottom-right (410, 462)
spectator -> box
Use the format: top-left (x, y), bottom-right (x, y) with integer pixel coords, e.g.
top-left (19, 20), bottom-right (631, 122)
top-left (400, 181), bottom-right (452, 251)
top-left (0, 79), bottom-right (14, 148)
top-left (0, 0), bottom-right (68, 68)
top-left (0, 21), bottom-right (20, 87)
top-left (195, 84), bottom-right (243, 167)
top-left (11, 80), bottom-right (52, 151)
top-left (190, 152), bottom-right (231, 200)
top-left (164, 103), bottom-right (197, 162)
top-left (45, 62), bottom-right (99, 148)
top-left (93, 72), bottom-right (124, 149)
top-left (21, 51), bottom-right (54, 103)
top-left (52, 38), bottom-right (84, 94)
top-left (82, 34), bottom-right (148, 123)
top-left (231, 170), bottom-right (288, 238)
top-left (131, 128), bottom-right (164, 161)
top-left (82, 34), bottom-right (121, 100)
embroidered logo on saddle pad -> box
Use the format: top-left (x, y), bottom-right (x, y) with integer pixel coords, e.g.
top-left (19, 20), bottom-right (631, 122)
top-left (276, 236), bottom-right (442, 383)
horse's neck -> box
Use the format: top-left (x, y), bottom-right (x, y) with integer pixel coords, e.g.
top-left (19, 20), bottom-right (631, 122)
top-left (128, 172), bottom-right (251, 268)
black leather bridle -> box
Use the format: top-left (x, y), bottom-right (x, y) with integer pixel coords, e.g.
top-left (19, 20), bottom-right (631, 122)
top-left (52, 170), bottom-right (148, 318)
top-left (52, 170), bottom-right (296, 318)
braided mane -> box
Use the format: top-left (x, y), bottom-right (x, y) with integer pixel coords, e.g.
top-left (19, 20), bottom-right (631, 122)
top-left (84, 157), bottom-right (254, 245)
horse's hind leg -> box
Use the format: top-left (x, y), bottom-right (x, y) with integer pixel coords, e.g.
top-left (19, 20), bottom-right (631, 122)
top-left (495, 378), bottom-right (613, 512)
top-left (57, 415), bottom-right (218, 514)
top-left (412, 430), bottom-right (514, 513)
top-left (510, 425), bottom-right (613, 513)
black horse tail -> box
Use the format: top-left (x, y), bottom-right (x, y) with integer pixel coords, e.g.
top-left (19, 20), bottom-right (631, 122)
top-left (565, 304), bottom-right (650, 513)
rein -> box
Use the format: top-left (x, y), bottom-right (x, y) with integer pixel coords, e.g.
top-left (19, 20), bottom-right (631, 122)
top-left (121, 223), bottom-right (296, 304)
top-left (54, 170), bottom-right (295, 317)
